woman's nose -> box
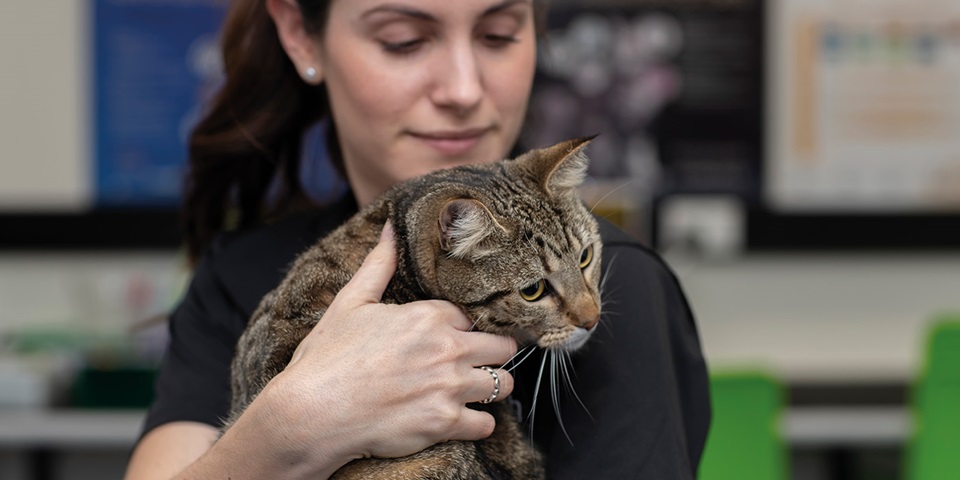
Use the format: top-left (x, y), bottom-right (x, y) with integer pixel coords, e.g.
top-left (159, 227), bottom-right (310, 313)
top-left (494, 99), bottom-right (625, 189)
top-left (431, 42), bottom-right (484, 115)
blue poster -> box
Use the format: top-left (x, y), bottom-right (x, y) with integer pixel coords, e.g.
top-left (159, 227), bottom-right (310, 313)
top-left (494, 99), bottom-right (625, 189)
top-left (94, 0), bottom-right (226, 206)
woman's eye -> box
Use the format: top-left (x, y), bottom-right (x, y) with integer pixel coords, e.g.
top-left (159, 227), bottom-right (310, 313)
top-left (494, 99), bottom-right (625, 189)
top-left (519, 279), bottom-right (546, 301)
top-left (579, 245), bottom-right (593, 269)
top-left (381, 38), bottom-right (424, 54)
top-left (480, 33), bottom-right (518, 48)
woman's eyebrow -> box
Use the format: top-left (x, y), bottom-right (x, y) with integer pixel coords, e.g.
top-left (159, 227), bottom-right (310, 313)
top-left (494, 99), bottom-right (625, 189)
top-left (361, 0), bottom-right (531, 22)
top-left (361, 4), bottom-right (435, 22)
top-left (482, 0), bottom-right (531, 16)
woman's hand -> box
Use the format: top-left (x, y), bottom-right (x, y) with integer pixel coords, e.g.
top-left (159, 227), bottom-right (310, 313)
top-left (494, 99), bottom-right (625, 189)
top-left (231, 222), bottom-right (518, 475)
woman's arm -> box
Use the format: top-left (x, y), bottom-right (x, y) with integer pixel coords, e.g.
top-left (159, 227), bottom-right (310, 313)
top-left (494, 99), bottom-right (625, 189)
top-left (125, 423), bottom-right (218, 480)
top-left (125, 385), bottom-right (357, 480)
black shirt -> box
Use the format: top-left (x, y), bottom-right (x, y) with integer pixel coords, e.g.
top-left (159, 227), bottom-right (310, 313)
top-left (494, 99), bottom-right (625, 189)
top-left (142, 197), bottom-right (711, 479)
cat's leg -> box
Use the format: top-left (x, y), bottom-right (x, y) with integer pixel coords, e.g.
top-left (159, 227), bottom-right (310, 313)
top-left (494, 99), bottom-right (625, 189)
top-left (330, 442), bottom-right (489, 480)
top-left (473, 402), bottom-right (545, 480)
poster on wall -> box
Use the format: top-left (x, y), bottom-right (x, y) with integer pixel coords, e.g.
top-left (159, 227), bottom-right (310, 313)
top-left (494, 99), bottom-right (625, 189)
top-left (94, 0), bottom-right (226, 207)
top-left (520, 0), bottom-right (763, 238)
top-left (767, 0), bottom-right (960, 212)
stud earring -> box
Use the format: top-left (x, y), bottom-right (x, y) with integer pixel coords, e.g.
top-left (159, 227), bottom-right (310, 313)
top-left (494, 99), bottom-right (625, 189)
top-left (304, 67), bottom-right (317, 81)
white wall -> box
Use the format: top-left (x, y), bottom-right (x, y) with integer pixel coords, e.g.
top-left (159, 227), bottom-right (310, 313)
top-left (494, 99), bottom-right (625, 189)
top-left (0, 252), bottom-right (186, 335)
top-left (668, 252), bottom-right (960, 383)
top-left (0, 0), bottom-right (89, 210)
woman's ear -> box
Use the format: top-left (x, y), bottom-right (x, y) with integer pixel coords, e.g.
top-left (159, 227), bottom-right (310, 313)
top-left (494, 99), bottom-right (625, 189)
top-left (266, 0), bottom-right (324, 85)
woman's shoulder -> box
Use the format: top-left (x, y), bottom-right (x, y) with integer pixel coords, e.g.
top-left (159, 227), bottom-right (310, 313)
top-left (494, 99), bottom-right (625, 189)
top-left (195, 200), bottom-right (354, 317)
top-left (593, 215), bottom-right (689, 297)
top-left (595, 216), bottom-right (666, 265)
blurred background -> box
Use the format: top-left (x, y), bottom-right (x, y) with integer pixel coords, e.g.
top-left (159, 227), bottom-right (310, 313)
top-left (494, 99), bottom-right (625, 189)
top-left (1, 0), bottom-right (958, 479)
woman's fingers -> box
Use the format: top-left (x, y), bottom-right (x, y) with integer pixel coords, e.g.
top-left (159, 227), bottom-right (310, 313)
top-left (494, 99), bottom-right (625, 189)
top-left (395, 301), bottom-right (518, 403)
top-left (464, 366), bottom-right (514, 405)
top-left (411, 299), bottom-right (518, 365)
top-left (338, 222), bottom-right (397, 307)
top-left (449, 408), bottom-right (497, 442)
top-left (462, 330), bottom-right (519, 369)
top-left (290, 222), bottom-right (395, 365)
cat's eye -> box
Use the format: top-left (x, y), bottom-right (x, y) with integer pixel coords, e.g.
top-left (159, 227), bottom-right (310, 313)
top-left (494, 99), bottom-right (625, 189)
top-left (519, 279), bottom-right (546, 301)
top-left (579, 245), bottom-right (594, 269)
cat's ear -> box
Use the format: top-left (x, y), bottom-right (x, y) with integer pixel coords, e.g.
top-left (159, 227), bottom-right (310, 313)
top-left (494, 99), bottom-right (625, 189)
top-left (521, 136), bottom-right (595, 195)
top-left (438, 199), bottom-right (506, 260)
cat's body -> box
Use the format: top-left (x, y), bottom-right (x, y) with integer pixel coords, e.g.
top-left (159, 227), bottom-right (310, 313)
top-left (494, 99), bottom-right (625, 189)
top-left (226, 138), bottom-right (603, 479)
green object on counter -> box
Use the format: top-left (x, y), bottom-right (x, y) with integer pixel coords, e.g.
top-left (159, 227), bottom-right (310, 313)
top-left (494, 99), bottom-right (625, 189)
top-left (4, 326), bottom-right (160, 408)
top-left (905, 314), bottom-right (960, 480)
top-left (4, 327), bottom-right (134, 355)
top-left (698, 371), bottom-right (788, 480)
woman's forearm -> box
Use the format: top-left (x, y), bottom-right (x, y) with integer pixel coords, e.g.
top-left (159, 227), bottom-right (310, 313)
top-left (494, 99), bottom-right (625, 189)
top-left (127, 377), bottom-right (356, 480)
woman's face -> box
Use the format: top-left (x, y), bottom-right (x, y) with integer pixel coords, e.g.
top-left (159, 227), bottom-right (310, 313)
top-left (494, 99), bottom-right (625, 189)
top-left (314, 0), bottom-right (537, 205)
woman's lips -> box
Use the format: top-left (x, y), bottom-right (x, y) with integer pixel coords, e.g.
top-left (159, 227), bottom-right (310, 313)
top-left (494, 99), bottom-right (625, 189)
top-left (411, 128), bottom-right (490, 156)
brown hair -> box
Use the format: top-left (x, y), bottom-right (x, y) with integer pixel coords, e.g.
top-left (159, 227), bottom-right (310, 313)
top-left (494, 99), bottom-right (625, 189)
top-left (181, 0), bottom-right (336, 264)
top-left (182, 0), bottom-right (546, 264)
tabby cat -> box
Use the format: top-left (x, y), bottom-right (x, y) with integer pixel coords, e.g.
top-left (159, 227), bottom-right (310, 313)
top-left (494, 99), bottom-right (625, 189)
top-left (227, 137), bottom-right (603, 479)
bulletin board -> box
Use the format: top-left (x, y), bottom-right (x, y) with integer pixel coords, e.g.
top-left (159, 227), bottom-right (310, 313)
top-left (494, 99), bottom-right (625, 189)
top-left (521, 0), bottom-right (765, 241)
top-left (93, 0), bottom-right (226, 207)
top-left (753, 0), bottom-right (960, 249)
top-left (767, 0), bottom-right (960, 213)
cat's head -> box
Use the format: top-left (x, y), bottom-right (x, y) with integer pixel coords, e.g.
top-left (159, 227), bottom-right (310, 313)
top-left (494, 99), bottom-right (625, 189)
top-left (404, 137), bottom-right (603, 352)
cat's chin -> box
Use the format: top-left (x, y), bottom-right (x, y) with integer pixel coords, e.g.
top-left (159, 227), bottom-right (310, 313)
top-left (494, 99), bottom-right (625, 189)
top-left (537, 326), bottom-right (594, 353)
top-left (559, 327), bottom-right (594, 352)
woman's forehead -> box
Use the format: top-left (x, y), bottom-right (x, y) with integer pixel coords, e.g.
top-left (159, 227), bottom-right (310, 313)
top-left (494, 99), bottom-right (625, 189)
top-left (331, 0), bottom-right (535, 20)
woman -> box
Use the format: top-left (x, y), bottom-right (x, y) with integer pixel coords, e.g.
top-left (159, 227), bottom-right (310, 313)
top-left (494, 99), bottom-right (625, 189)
top-left (125, 0), bottom-right (710, 478)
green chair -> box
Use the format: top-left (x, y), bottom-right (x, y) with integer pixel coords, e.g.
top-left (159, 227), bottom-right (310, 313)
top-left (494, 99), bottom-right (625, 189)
top-left (905, 315), bottom-right (960, 480)
top-left (698, 371), bottom-right (788, 480)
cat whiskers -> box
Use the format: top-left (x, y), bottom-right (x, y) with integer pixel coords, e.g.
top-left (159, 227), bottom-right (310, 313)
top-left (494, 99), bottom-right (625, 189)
top-left (415, 277), bottom-right (428, 297)
top-left (526, 348), bottom-right (593, 447)
top-left (595, 252), bottom-right (621, 335)
top-left (503, 344), bottom-right (538, 373)
top-left (600, 298), bottom-right (621, 313)
top-left (522, 230), bottom-right (539, 256)
top-left (588, 179), bottom-right (634, 216)
top-left (560, 350), bottom-right (592, 421)
top-left (597, 252), bottom-right (622, 331)
top-left (549, 351), bottom-right (575, 445)
top-left (526, 351), bottom-right (549, 440)
top-left (598, 251), bottom-right (620, 298)
top-left (469, 313), bottom-right (486, 332)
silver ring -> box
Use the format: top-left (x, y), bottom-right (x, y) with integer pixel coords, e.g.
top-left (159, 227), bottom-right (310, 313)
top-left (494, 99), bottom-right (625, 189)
top-left (479, 366), bottom-right (501, 404)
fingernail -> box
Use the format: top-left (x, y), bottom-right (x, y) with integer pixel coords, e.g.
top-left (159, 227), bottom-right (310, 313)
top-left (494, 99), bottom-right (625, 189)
top-left (380, 220), bottom-right (394, 242)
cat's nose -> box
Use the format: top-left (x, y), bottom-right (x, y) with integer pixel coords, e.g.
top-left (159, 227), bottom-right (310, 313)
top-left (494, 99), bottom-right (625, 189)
top-left (572, 297), bottom-right (601, 330)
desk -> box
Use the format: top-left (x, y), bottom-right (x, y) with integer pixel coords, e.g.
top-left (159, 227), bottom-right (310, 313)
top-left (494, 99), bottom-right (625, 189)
top-left (0, 407), bottom-right (915, 480)
top-left (782, 406), bottom-right (912, 447)
top-left (0, 410), bottom-right (144, 480)
top-left (0, 410), bottom-right (145, 448)
top-left (0, 406), bottom-right (915, 449)
top-left (0, 406), bottom-right (914, 449)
